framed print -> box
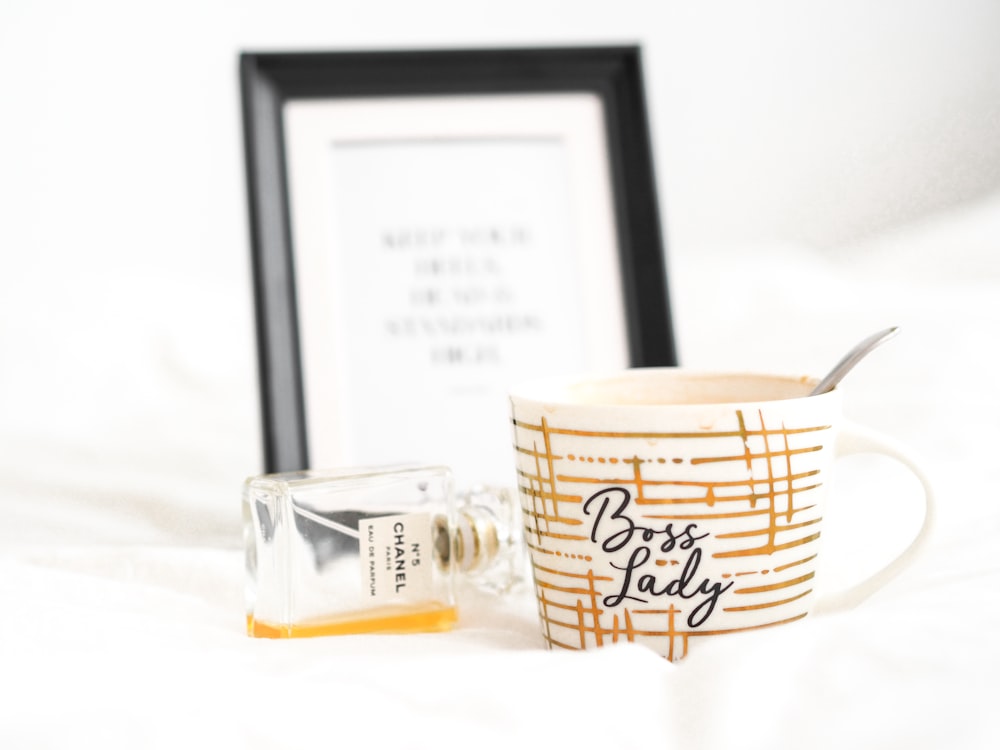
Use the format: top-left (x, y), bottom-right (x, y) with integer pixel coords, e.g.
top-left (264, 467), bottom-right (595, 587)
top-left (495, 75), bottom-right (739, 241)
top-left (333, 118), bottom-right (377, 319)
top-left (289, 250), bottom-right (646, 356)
top-left (240, 46), bottom-right (676, 485)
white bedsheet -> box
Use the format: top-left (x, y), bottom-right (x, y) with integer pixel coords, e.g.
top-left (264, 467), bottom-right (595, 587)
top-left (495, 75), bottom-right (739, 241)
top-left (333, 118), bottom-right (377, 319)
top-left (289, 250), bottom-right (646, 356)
top-left (2, 194), bottom-right (999, 748)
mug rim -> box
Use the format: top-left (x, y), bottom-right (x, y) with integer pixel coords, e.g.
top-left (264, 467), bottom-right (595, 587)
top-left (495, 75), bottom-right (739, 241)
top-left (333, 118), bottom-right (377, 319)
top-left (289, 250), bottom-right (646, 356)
top-left (508, 367), bottom-right (832, 410)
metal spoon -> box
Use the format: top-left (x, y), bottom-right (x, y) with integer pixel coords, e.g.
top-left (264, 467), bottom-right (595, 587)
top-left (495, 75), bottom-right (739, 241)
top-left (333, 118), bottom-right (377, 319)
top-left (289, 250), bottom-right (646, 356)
top-left (810, 326), bottom-right (900, 396)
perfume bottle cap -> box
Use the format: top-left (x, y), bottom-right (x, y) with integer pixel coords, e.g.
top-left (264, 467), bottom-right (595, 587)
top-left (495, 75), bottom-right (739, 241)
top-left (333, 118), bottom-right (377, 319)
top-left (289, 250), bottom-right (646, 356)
top-left (452, 485), bottom-right (522, 593)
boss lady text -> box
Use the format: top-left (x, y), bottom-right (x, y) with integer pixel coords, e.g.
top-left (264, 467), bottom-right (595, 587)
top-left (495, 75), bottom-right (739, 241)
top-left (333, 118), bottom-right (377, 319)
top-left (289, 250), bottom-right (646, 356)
top-left (583, 487), bottom-right (733, 628)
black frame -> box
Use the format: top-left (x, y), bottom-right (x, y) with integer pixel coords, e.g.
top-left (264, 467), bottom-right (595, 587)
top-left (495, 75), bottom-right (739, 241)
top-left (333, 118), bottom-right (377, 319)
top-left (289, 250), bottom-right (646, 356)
top-left (240, 46), bottom-right (677, 473)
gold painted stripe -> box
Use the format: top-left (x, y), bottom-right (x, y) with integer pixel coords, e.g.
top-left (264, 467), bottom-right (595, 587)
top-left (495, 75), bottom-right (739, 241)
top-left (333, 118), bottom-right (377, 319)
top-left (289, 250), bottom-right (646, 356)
top-left (535, 579), bottom-right (604, 597)
top-left (514, 443), bottom-right (563, 460)
top-left (542, 531), bottom-right (588, 541)
top-left (515, 482), bottom-right (582, 505)
top-left (554, 470), bottom-right (820, 490)
top-left (537, 611), bottom-right (811, 651)
top-left (519, 508), bottom-right (583, 526)
top-left (723, 589), bottom-right (811, 612)
top-left (715, 517), bottom-right (821, 540)
top-left (773, 554), bottom-right (817, 572)
top-left (639, 611), bottom-right (809, 638)
top-left (712, 531), bottom-right (821, 558)
top-left (691, 445), bottom-right (822, 464)
top-left (532, 563), bottom-right (613, 582)
top-left (538, 598), bottom-right (601, 615)
top-left (547, 612), bottom-right (810, 641)
top-left (545, 638), bottom-right (581, 651)
top-left (642, 504), bottom-right (816, 522)
top-left (511, 419), bottom-right (831, 440)
top-left (735, 572), bottom-right (814, 594)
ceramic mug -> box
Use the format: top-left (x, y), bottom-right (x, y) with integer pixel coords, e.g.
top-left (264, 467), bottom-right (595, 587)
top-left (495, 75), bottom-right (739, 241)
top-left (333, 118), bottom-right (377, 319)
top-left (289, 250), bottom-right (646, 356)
top-left (508, 369), bottom-right (933, 660)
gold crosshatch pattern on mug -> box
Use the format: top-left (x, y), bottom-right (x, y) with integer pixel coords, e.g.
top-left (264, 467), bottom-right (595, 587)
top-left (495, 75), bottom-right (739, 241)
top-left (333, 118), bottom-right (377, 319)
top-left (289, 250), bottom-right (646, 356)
top-left (512, 410), bottom-right (831, 659)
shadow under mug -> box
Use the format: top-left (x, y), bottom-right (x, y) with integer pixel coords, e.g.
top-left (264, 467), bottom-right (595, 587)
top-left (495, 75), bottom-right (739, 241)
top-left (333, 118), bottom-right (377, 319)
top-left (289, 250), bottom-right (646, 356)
top-left (508, 369), bottom-right (933, 661)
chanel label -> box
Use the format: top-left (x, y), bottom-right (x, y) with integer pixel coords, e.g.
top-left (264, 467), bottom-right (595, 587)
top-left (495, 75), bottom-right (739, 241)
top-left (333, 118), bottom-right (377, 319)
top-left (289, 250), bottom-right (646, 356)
top-left (361, 513), bottom-right (434, 605)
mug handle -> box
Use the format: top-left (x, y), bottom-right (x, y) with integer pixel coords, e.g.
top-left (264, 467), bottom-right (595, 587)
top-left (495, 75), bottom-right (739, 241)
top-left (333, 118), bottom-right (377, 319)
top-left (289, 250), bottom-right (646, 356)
top-left (813, 421), bottom-right (935, 614)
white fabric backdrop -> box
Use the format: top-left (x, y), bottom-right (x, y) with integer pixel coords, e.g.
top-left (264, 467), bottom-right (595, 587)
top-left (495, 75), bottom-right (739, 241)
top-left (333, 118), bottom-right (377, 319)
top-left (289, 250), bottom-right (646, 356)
top-left (3, 199), bottom-right (997, 747)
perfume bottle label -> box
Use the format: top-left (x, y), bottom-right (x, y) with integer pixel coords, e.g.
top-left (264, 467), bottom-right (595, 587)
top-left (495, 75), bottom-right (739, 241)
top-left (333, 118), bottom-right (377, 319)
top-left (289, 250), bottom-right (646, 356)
top-left (361, 513), bottom-right (434, 604)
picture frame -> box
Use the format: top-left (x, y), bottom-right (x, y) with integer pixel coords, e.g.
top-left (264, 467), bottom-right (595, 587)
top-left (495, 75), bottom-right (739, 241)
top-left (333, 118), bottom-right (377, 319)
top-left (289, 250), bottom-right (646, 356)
top-left (240, 46), bottom-right (677, 482)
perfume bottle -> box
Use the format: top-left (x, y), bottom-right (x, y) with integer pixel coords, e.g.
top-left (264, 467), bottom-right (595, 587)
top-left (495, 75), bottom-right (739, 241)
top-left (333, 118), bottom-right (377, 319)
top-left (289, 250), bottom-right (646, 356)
top-left (243, 464), bottom-right (521, 638)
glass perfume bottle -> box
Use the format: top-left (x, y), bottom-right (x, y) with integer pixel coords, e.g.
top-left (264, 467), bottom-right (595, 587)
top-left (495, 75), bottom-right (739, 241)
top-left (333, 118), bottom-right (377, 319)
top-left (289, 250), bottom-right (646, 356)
top-left (243, 464), bottom-right (521, 638)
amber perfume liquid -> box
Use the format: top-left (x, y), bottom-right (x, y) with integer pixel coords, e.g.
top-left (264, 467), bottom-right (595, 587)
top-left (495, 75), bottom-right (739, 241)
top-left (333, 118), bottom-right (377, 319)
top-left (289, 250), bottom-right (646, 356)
top-left (247, 603), bottom-right (458, 638)
top-left (243, 465), bottom-right (517, 638)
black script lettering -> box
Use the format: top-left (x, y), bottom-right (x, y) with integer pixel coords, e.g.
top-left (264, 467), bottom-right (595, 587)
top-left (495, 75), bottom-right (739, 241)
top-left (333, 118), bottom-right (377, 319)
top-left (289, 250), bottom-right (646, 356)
top-left (604, 546), bottom-right (652, 607)
top-left (585, 486), bottom-right (732, 628)
top-left (584, 487), bottom-right (630, 550)
top-left (603, 545), bottom-right (733, 627)
top-left (583, 488), bottom-right (711, 553)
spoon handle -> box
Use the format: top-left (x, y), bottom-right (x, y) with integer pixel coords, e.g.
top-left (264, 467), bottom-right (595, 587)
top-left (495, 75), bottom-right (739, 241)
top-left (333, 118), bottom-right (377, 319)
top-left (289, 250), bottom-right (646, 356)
top-left (810, 326), bottom-right (900, 396)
